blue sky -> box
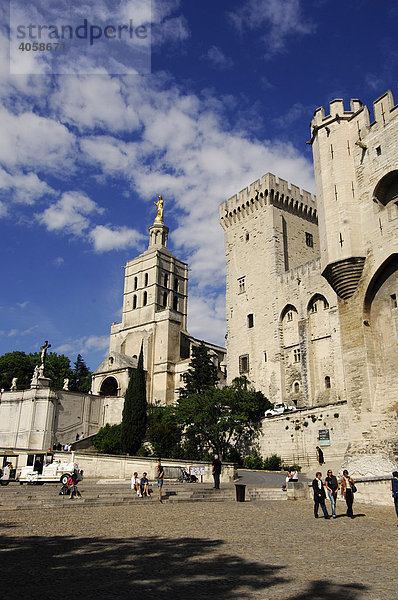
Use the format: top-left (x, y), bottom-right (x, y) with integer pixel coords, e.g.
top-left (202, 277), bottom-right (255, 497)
top-left (1, 0), bottom-right (397, 371)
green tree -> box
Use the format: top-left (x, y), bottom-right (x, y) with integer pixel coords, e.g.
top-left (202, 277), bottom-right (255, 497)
top-left (69, 354), bottom-right (91, 393)
top-left (29, 352), bottom-right (72, 389)
top-left (93, 423), bottom-right (122, 454)
top-left (176, 377), bottom-right (271, 459)
top-left (0, 350), bottom-right (72, 390)
top-left (121, 346), bottom-right (147, 455)
top-left (180, 342), bottom-right (219, 397)
top-left (0, 351), bottom-right (32, 390)
top-left (146, 404), bottom-right (182, 458)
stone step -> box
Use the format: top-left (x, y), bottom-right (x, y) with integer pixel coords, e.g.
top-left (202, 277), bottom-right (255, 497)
top-left (248, 488), bottom-right (288, 501)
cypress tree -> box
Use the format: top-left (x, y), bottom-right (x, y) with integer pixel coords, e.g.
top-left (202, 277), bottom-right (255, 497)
top-left (121, 345), bottom-right (147, 455)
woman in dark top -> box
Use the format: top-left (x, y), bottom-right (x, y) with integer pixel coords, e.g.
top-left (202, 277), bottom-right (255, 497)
top-left (391, 471), bottom-right (398, 523)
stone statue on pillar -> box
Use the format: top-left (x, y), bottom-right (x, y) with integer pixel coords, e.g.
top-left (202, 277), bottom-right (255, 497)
top-left (154, 195), bottom-right (164, 223)
top-left (40, 340), bottom-right (51, 367)
top-left (10, 377), bottom-right (17, 391)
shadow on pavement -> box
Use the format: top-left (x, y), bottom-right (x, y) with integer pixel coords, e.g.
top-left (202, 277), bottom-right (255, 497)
top-left (1, 534), bottom-right (369, 600)
top-left (2, 534), bottom-right (285, 599)
top-left (290, 580), bottom-right (366, 600)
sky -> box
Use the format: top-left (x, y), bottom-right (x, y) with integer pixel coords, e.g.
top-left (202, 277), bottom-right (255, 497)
top-left (0, 0), bottom-right (397, 372)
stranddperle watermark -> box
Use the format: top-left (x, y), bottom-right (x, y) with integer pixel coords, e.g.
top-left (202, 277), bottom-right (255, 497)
top-left (9, 0), bottom-right (152, 75)
top-left (16, 19), bottom-right (148, 46)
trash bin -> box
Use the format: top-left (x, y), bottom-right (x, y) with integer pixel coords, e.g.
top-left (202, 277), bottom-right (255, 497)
top-left (235, 483), bottom-right (246, 502)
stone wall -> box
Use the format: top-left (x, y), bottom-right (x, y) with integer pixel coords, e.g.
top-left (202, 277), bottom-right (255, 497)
top-left (258, 403), bottom-right (349, 469)
top-left (0, 387), bottom-right (106, 451)
top-left (66, 451), bottom-right (236, 484)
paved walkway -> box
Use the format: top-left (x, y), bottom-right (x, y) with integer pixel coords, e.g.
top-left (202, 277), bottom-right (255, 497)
top-left (0, 491), bottom-right (396, 599)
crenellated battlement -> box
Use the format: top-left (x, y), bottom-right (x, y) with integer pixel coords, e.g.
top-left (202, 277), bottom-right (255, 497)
top-left (310, 90), bottom-right (398, 143)
top-left (219, 172), bottom-right (317, 230)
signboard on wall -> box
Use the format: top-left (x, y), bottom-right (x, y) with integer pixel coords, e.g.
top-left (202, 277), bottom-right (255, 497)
top-left (319, 429), bottom-right (330, 447)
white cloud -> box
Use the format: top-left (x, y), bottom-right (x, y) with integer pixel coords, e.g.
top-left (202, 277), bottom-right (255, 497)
top-left (80, 136), bottom-right (136, 174)
top-left (0, 167), bottom-right (56, 204)
top-left (55, 335), bottom-right (109, 355)
top-left (187, 293), bottom-right (226, 347)
top-left (204, 46), bottom-right (233, 70)
top-left (53, 257), bottom-right (65, 267)
top-left (228, 0), bottom-right (314, 56)
top-left (90, 225), bottom-right (145, 253)
top-left (51, 77), bottom-right (140, 133)
top-left (8, 325), bottom-right (38, 337)
top-left (16, 301), bottom-right (29, 309)
top-left (273, 102), bottom-right (310, 128)
top-left (0, 201), bottom-right (7, 217)
top-left (37, 191), bottom-right (103, 236)
top-left (0, 108), bottom-right (77, 174)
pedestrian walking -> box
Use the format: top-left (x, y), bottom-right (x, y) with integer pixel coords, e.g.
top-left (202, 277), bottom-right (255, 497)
top-left (212, 454), bottom-right (222, 489)
top-left (340, 469), bottom-right (355, 518)
top-left (325, 469), bottom-right (339, 518)
top-left (157, 459), bottom-right (164, 503)
top-left (316, 446), bottom-right (324, 466)
top-left (390, 471), bottom-right (398, 524)
top-left (312, 472), bottom-right (330, 519)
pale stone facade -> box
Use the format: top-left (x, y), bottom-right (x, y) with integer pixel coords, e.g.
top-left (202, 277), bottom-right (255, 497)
top-left (221, 90), bottom-right (398, 475)
top-left (91, 215), bottom-right (226, 410)
top-left (0, 383), bottom-right (103, 450)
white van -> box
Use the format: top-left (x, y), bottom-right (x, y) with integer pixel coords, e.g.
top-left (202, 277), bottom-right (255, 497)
top-left (19, 452), bottom-right (79, 485)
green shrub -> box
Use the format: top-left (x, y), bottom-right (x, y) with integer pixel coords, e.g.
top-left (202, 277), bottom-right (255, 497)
top-left (93, 423), bottom-right (122, 455)
top-left (282, 463), bottom-right (302, 472)
top-left (263, 454), bottom-right (282, 471)
top-left (243, 452), bottom-right (264, 469)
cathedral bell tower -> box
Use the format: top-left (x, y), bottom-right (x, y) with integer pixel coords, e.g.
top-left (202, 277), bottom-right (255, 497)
top-left (92, 196), bottom-right (189, 406)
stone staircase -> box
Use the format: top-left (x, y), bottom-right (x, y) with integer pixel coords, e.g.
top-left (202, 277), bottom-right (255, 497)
top-left (248, 488), bottom-right (287, 501)
top-left (0, 482), bottom-right (293, 511)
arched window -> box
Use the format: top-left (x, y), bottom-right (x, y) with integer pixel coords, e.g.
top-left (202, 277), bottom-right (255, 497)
top-left (174, 278), bottom-right (179, 291)
top-left (134, 276), bottom-right (138, 290)
top-left (143, 291), bottom-right (147, 306)
top-left (308, 294), bottom-right (329, 313)
top-left (100, 376), bottom-right (118, 397)
top-left (325, 376), bottom-right (331, 389)
top-left (164, 274), bottom-right (169, 287)
top-left (280, 304), bottom-right (298, 322)
top-left (173, 296), bottom-right (178, 311)
top-left (294, 381), bottom-right (300, 393)
top-left (247, 313), bottom-right (254, 328)
top-left (373, 170), bottom-right (398, 206)
top-left (162, 291), bottom-right (168, 307)
top-left (133, 295), bottom-right (137, 309)
top-left (144, 273), bottom-right (148, 286)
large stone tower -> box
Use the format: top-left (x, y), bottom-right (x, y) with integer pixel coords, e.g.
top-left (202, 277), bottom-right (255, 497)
top-left (92, 197), bottom-right (189, 406)
top-left (310, 90), bottom-right (398, 474)
top-left (219, 174), bottom-right (345, 410)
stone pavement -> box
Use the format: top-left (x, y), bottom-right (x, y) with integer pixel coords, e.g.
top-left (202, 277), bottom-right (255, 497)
top-left (0, 490), bottom-right (396, 600)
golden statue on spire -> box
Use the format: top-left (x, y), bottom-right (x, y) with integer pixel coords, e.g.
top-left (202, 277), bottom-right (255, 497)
top-left (154, 194), bottom-right (164, 224)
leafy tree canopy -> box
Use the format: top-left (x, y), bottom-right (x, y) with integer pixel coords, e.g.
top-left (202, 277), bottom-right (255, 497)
top-left (93, 423), bottom-right (122, 455)
top-left (0, 350), bottom-right (91, 391)
top-left (180, 341), bottom-right (219, 397)
top-left (146, 404), bottom-right (182, 459)
top-left (176, 376), bottom-right (271, 459)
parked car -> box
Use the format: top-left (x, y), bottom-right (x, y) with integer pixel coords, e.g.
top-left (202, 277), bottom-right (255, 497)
top-left (265, 402), bottom-right (297, 417)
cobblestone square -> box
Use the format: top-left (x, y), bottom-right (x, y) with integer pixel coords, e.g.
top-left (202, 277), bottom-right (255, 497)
top-left (1, 497), bottom-right (396, 599)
